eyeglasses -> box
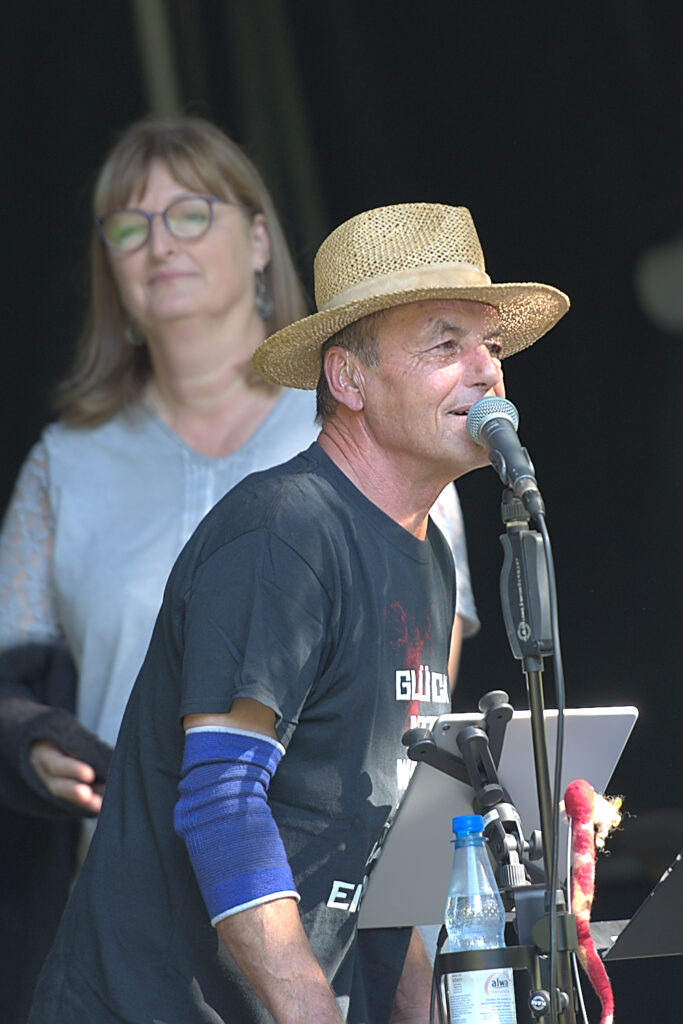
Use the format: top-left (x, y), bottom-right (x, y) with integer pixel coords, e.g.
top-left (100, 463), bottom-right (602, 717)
top-left (96, 195), bottom-right (232, 253)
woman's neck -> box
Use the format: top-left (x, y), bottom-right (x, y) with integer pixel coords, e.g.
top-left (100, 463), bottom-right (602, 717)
top-left (143, 314), bottom-right (281, 458)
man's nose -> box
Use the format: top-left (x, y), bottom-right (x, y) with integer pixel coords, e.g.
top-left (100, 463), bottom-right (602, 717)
top-left (464, 344), bottom-right (503, 389)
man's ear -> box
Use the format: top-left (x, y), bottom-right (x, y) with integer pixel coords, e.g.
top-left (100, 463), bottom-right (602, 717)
top-left (324, 348), bottom-right (365, 411)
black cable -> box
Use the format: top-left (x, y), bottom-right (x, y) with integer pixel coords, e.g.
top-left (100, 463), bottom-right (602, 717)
top-left (537, 511), bottom-right (567, 1024)
top-left (430, 928), bottom-right (447, 1024)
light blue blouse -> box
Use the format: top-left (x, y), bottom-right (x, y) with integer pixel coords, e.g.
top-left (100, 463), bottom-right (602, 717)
top-left (0, 389), bottom-right (478, 749)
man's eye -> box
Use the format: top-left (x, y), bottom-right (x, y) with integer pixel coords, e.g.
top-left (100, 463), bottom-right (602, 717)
top-left (486, 341), bottom-right (503, 359)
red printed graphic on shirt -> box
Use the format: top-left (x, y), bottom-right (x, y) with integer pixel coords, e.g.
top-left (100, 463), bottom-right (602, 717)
top-left (383, 602), bottom-right (449, 791)
top-left (384, 601), bottom-right (449, 716)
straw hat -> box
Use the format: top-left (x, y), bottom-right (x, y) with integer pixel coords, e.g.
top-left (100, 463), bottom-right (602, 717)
top-left (252, 203), bottom-right (570, 389)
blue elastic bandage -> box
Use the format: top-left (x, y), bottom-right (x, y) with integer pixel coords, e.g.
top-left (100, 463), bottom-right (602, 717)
top-left (173, 727), bottom-right (299, 925)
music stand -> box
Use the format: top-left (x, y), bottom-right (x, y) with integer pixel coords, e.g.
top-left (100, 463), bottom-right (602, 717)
top-left (358, 706), bottom-right (637, 929)
top-left (591, 853), bottom-right (683, 961)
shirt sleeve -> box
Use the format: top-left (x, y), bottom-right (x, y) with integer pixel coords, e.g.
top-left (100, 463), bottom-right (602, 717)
top-left (0, 439), bottom-right (62, 649)
top-left (179, 526), bottom-right (332, 747)
top-left (429, 483), bottom-right (480, 637)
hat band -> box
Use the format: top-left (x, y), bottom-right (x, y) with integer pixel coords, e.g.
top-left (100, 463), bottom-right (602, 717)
top-left (318, 262), bottom-right (492, 312)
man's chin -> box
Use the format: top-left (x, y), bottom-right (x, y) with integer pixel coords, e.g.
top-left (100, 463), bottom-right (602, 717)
top-left (472, 448), bottom-right (493, 472)
top-left (437, 449), bottom-right (489, 483)
top-left (458, 438), bottom-right (492, 475)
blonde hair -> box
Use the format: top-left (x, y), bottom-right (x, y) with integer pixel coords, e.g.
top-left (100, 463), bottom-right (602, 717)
top-left (55, 115), bottom-right (308, 426)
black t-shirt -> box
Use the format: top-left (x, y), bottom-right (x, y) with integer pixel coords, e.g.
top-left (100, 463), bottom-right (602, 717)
top-left (29, 444), bottom-right (455, 1024)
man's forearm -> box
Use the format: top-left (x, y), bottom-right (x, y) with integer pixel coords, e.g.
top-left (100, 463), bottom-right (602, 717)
top-left (391, 928), bottom-right (433, 1024)
top-left (217, 896), bottom-right (344, 1024)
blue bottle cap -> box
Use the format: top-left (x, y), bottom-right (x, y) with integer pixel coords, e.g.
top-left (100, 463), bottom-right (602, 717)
top-left (452, 814), bottom-right (484, 836)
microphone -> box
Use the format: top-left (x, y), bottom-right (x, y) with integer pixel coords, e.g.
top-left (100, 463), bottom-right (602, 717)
top-left (466, 397), bottom-right (545, 519)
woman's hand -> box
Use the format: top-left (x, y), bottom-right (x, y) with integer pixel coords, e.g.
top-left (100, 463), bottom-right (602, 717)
top-left (29, 740), bottom-right (105, 813)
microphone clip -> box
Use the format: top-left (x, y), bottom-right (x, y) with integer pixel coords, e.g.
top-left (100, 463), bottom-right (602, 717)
top-left (490, 446), bottom-right (546, 521)
top-left (499, 490), bottom-right (553, 665)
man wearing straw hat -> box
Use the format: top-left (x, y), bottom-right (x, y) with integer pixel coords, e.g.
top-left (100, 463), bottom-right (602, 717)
top-left (29, 204), bottom-right (568, 1024)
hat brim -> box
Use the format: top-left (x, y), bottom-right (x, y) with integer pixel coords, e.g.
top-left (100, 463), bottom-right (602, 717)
top-left (252, 281), bottom-right (570, 389)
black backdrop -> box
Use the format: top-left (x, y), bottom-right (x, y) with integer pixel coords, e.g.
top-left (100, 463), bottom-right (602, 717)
top-left (5, 2), bottom-right (683, 1019)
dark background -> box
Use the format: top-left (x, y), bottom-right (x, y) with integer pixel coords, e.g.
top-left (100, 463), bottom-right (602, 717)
top-left (5, 2), bottom-right (682, 1019)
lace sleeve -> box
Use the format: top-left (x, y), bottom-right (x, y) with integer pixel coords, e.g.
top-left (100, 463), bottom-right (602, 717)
top-left (0, 440), bottom-right (62, 648)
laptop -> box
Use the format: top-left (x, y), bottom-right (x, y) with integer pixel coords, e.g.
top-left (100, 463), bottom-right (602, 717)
top-left (358, 706), bottom-right (638, 929)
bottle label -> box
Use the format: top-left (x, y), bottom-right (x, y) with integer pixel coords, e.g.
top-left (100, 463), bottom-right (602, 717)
top-left (447, 967), bottom-right (516, 1024)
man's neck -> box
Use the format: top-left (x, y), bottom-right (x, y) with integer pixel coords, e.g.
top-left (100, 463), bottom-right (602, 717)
top-left (317, 424), bottom-right (453, 540)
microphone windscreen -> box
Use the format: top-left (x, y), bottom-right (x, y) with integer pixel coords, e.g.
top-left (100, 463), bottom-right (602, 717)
top-left (466, 397), bottom-right (519, 443)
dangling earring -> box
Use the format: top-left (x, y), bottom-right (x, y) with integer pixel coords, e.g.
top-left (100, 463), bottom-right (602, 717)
top-left (255, 267), bottom-right (274, 321)
top-left (124, 320), bottom-right (145, 347)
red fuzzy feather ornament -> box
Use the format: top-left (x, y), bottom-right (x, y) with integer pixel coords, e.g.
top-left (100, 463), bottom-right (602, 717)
top-left (564, 778), bottom-right (622, 1024)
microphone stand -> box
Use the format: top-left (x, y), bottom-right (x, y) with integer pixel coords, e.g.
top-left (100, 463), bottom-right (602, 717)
top-left (497, 488), bottom-right (577, 1022)
top-left (499, 490), bottom-right (555, 873)
top-left (409, 489), bottom-right (578, 1023)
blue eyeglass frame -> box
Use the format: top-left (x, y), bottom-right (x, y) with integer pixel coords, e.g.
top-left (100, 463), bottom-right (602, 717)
top-left (95, 195), bottom-right (234, 251)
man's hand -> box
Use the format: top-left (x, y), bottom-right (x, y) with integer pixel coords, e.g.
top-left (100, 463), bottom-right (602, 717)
top-left (29, 739), bottom-right (104, 813)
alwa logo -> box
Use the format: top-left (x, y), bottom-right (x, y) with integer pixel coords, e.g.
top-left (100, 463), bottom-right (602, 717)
top-left (484, 972), bottom-right (511, 994)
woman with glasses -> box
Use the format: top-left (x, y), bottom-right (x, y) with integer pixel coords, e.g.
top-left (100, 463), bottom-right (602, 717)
top-left (0, 117), bottom-right (479, 1021)
top-left (0, 114), bottom-right (313, 1023)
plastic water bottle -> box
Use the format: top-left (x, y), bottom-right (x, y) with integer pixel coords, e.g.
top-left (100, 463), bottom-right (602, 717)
top-left (444, 814), bottom-right (517, 1024)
